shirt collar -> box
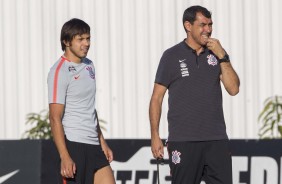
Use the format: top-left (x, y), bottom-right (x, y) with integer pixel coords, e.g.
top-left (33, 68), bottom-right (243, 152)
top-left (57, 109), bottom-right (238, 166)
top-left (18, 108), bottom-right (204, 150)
top-left (181, 39), bottom-right (208, 54)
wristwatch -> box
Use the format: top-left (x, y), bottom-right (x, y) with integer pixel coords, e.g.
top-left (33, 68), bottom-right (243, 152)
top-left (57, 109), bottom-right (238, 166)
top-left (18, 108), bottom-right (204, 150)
top-left (218, 53), bottom-right (230, 63)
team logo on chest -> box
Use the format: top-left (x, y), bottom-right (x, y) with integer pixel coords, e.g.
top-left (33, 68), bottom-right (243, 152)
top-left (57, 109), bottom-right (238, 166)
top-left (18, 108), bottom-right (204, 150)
top-left (207, 54), bottom-right (218, 66)
top-left (86, 66), bottom-right (95, 79)
top-left (171, 150), bottom-right (181, 164)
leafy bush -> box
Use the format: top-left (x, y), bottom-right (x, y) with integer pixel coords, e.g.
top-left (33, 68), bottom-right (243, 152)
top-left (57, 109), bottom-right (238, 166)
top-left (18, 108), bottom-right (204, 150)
top-left (23, 110), bottom-right (52, 139)
top-left (258, 95), bottom-right (282, 139)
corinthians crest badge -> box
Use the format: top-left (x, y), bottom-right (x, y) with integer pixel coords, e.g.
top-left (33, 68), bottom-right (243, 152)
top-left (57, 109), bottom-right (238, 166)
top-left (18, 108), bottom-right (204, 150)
top-left (207, 54), bottom-right (218, 66)
top-left (171, 150), bottom-right (181, 164)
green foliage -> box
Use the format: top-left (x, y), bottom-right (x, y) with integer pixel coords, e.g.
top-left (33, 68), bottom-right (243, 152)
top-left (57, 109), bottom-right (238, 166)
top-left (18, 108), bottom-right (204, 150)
top-left (258, 95), bottom-right (282, 139)
top-left (23, 109), bottom-right (107, 139)
top-left (23, 110), bottom-right (52, 139)
top-left (98, 119), bottom-right (107, 132)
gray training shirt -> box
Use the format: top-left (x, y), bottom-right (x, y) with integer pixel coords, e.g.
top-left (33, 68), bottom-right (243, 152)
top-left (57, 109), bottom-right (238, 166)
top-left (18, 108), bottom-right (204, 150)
top-left (48, 56), bottom-right (99, 145)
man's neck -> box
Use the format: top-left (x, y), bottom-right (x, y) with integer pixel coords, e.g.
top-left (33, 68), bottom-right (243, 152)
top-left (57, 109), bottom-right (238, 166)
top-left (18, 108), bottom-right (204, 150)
top-left (64, 52), bottom-right (82, 64)
top-left (185, 38), bottom-right (204, 55)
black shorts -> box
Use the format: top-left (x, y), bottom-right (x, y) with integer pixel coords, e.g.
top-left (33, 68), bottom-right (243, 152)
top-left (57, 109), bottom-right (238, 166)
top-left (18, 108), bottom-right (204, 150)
top-left (59, 138), bottom-right (110, 184)
top-left (167, 140), bottom-right (232, 184)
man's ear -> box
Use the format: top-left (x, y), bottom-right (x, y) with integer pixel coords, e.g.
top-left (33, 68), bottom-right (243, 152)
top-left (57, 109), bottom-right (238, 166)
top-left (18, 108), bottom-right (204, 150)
top-left (63, 40), bottom-right (70, 47)
top-left (184, 21), bottom-right (192, 32)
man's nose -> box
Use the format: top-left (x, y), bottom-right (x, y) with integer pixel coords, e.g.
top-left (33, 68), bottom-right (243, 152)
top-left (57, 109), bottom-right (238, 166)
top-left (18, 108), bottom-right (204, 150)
top-left (84, 39), bottom-right (90, 46)
top-left (205, 25), bottom-right (212, 33)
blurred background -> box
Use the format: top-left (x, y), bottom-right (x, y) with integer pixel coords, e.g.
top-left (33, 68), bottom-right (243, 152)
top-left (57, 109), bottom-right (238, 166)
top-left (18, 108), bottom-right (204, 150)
top-left (0, 0), bottom-right (281, 140)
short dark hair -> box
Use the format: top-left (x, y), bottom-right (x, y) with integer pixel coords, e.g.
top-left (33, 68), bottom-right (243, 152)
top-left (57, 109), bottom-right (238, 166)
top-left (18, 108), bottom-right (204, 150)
top-left (182, 5), bottom-right (212, 32)
top-left (60, 18), bottom-right (90, 51)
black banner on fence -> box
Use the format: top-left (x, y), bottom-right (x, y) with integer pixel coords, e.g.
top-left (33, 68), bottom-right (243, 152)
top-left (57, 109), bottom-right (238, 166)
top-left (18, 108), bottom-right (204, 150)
top-left (0, 139), bottom-right (281, 184)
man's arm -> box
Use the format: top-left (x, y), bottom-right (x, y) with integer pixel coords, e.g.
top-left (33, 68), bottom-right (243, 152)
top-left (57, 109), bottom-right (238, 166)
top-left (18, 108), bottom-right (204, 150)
top-left (96, 111), bottom-right (114, 163)
top-left (49, 103), bottom-right (76, 178)
top-left (219, 62), bottom-right (240, 96)
top-left (149, 83), bottom-right (167, 159)
top-left (207, 38), bottom-right (240, 96)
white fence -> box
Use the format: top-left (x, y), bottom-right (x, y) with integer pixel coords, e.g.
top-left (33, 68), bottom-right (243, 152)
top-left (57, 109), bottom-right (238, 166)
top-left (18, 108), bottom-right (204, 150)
top-left (0, 0), bottom-right (281, 139)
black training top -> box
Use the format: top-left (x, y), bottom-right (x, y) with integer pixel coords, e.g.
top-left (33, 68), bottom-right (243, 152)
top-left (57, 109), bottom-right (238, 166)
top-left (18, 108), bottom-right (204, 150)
top-left (155, 40), bottom-right (228, 141)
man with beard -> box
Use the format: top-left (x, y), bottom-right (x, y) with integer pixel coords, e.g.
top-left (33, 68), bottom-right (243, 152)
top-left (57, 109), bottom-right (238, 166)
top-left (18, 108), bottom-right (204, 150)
top-left (149, 5), bottom-right (240, 184)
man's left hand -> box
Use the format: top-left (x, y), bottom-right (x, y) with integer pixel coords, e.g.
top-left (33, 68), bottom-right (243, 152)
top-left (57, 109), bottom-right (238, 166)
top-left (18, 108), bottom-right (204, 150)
top-left (101, 142), bottom-right (114, 163)
top-left (207, 38), bottom-right (225, 59)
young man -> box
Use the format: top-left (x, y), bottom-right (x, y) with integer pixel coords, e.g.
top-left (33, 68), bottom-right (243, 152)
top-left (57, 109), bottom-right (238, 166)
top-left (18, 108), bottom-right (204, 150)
top-left (149, 6), bottom-right (240, 184)
top-left (48, 18), bottom-right (115, 184)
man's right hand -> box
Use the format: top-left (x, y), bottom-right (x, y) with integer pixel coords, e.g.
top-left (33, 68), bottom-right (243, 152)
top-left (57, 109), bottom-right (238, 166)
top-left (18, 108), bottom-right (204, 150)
top-left (151, 136), bottom-right (164, 159)
top-left (61, 155), bottom-right (76, 178)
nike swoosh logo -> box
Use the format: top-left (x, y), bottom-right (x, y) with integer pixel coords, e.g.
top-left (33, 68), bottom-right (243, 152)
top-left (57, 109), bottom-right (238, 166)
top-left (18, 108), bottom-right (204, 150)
top-left (0, 170), bottom-right (19, 183)
top-left (74, 75), bottom-right (80, 80)
top-left (179, 59), bottom-right (186, 62)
